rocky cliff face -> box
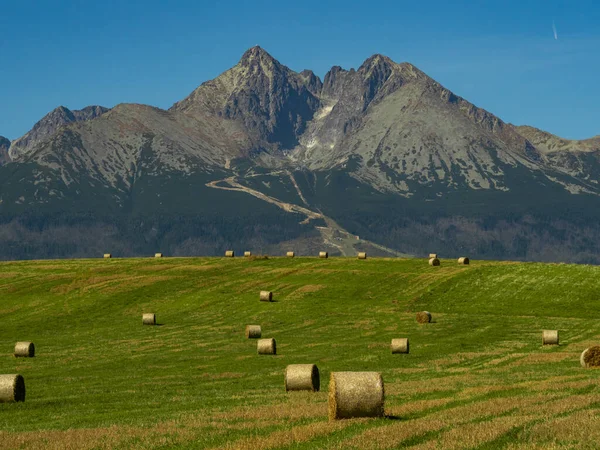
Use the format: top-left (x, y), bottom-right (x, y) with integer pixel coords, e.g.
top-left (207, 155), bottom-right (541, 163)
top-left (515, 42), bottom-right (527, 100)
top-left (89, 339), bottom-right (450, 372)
top-left (171, 46), bottom-right (321, 152)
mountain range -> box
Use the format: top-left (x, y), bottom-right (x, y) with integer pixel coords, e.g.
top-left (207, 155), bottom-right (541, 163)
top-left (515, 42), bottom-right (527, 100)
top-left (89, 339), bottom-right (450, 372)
top-left (1, 46), bottom-right (599, 262)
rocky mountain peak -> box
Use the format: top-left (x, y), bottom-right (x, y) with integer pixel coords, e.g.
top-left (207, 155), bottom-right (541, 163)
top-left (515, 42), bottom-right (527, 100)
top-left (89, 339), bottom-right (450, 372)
top-left (299, 69), bottom-right (323, 94)
top-left (239, 45), bottom-right (278, 67)
top-left (173, 46), bottom-right (322, 151)
top-left (9, 105), bottom-right (109, 160)
top-left (359, 54), bottom-right (394, 73)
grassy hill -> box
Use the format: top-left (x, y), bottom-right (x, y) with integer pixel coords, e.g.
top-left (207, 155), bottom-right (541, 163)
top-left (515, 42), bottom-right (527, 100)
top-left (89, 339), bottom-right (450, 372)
top-left (1, 256), bottom-right (600, 449)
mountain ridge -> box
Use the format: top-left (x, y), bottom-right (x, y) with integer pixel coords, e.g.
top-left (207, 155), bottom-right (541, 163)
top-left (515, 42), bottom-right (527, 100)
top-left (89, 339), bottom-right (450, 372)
top-left (1, 46), bottom-right (600, 262)
top-left (9, 105), bottom-right (110, 160)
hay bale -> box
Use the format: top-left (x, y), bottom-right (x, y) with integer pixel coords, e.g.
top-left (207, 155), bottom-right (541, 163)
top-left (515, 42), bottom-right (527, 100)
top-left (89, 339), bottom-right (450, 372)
top-left (14, 342), bottom-right (34, 358)
top-left (328, 372), bottom-right (384, 420)
top-left (225, 250), bottom-right (235, 257)
top-left (154, 253), bottom-right (163, 258)
top-left (0, 374), bottom-right (25, 403)
top-left (259, 291), bottom-right (273, 302)
top-left (357, 252), bottom-right (367, 260)
top-left (429, 253), bottom-right (437, 258)
top-left (542, 330), bottom-right (559, 345)
top-left (580, 346), bottom-right (600, 368)
top-left (391, 338), bottom-right (409, 354)
top-left (319, 251), bottom-right (329, 259)
top-left (287, 251), bottom-right (295, 258)
top-left (244, 251), bottom-right (252, 257)
top-left (103, 253), bottom-right (112, 259)
top-left (458, 257), bottom-right (470, 265)
top-left (245, 325), bottom-right (262, 339)
top-left (429, 258), bottom-right (440, 266)
top-left (285, 364), bottom-right (320, 392)
top-left (257, 338), bottom-right (276, 355)
top-left (416, 311), bottom-right (432, 324)
top-left (142, 313), bottom-right (156, 325)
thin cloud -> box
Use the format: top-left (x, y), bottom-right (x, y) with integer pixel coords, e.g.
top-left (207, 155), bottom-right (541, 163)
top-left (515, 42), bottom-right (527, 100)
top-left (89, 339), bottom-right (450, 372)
top-left (552, 21), bottom-right (558, 40)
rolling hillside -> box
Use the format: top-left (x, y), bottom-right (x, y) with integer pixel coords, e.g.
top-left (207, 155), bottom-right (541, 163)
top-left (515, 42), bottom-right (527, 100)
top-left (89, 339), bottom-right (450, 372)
top-left (1, 256), bottom-right (600, 448)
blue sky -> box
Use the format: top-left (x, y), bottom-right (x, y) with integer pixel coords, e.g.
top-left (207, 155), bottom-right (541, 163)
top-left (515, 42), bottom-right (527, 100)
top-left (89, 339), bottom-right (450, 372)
top-left (1, 0), bottom-right (598, 140)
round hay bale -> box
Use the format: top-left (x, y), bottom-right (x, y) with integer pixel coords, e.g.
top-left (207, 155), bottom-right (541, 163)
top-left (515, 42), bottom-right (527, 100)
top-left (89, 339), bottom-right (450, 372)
top-left (328, 372), bottom-right (384, 420)
top-left (244, 251), bottom-right (252, 257)
top-left (225, 250), bottom-right (235, 257)
top-left (429, 258), bottom-right (440, 266)
top-left (103, 253), bottom-right (112, 259)
top-left (0, 374), bottom-right (25, 403)
top-left (287, 251), bottom-right (295, 258)
top-left (245, 325), bottom-right (262, 339)
top-left (416, 311), bottom-right (432, 324)
top-left (429, 253), bottom-right (438, 258)
top-left (285, 364), bottom-right (320, 392)
top-left (142, 313), bottom-right (156, 325)
top-left (357, 252), bottom-right (367, 260)
top-left (458, 257), bottom-right (470, 265)
top-left (154, 253), bottom-right (163, 258)
top-left (14, 342), bottom-right (35, 358)
top-left (319, 251), bottom-right (329, 259)
top-left (257, 338), bottom-right (276, 355)
top-left (542, 330), bottom-right (559, 345)
top-left (259, 291), bottom-right (273, 302)
top-left (580, 346), bottom-right (600, 368)
top-left (391, 338), bottom-right (409, 354)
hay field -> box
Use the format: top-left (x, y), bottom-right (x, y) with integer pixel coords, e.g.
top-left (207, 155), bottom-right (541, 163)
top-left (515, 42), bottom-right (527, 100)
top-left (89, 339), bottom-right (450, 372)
top-left (1, 257), bottom-right (600, 449)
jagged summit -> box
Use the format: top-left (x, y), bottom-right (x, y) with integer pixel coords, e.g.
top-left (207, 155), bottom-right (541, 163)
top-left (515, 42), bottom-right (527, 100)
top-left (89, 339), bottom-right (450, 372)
top-left (6, 46), bottom-right (600, 193)
top-left (239, 45), bottom-right (278, 65)
top-left (9, 105), bottom-right (109, 159)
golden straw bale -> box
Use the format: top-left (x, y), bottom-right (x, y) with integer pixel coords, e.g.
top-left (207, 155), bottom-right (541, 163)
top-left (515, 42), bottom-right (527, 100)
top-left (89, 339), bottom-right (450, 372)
top-left (429, 253), bottom-right (437, 258)
top-left (286, 251), bottom-right (295, 258)
top-left (542, 330), bottom-right (559, 345)
top-left (357, 252), bottom-right (367, 260)
top-left (244, 251), bottom-right (251, 257)
top-left (14, 342), bottom-right (34, 358)
top-left (103, 253), bottom-right (112, 259)
top-left (245, 325), bottom-right (262, 339)
top-left (328, 372), bottom-right (384, 420)
top-left (429, 258), bottom-right (440, 266)
top-left (285, 364), bottom-right (320, 392)
top-left (154, 253), bottom-right (163, 258)
top-left (225, 250), bottom-right (235, 257)
top-left (257, 338), bottom-right (276, 355)
top-left (142, 313), bottom-right (156, 325)
top-left (319, 252), bottom-right (329, 259)
top-left (0, 374), bottom-right (25, 403)
top-left (416, 311), bottom-right (432, 324)
top-left (391, 338), bottom-right (409, 354)
top-left (581, 346), bottom-right (600, 368)
top-left (259, 291), bottom-right (273, 302)
top-left (458, 257), bottom-right (470, 265)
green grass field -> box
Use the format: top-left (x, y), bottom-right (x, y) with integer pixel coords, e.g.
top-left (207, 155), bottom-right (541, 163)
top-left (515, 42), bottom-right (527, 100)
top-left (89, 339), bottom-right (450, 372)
top-left (1, 256), bottom-right (600, 449)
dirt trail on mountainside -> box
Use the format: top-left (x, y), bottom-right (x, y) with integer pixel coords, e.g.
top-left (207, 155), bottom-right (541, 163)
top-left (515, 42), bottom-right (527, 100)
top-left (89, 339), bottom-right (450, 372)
top-left (206, 175), bottom-right (408, 257)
